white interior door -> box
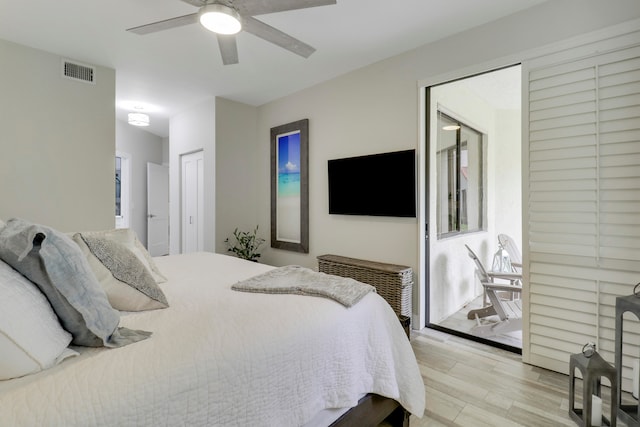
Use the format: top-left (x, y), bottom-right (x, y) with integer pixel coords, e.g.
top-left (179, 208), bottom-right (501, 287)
top-left (147, 162), bottom-right (169, 256)
top-left (181, 151), bottom-right (204, 253)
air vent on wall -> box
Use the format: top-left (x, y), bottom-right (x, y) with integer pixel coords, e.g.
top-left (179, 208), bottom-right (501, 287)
top-left (62, 60), bottom-right (95, 84)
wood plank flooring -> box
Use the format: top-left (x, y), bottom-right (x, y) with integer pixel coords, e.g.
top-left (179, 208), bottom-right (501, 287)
top-left (405, 327), bottom-right (630, 426)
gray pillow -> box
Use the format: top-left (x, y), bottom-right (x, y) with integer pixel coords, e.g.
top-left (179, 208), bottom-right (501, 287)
top-left (0, 218), bottom-right (151, 347)
top-left (73, 233), bottom-right (169, 311)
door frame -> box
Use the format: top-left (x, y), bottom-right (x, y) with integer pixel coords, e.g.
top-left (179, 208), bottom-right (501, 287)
top-left (180, 150), bottom-right (204, 253)
top-left (418, 59), bottom-right (523, 328)
top-left (421, 66), bottom-right (523, 354)
top-left (147, 162), bottom-right (170, 256)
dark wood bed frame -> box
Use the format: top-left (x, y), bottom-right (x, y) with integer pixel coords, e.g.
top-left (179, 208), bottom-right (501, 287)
top-left (329, 394), bottom-right (410, 427)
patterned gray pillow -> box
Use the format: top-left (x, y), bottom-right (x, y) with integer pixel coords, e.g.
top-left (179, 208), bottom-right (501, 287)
top-left (0, 218), bottom-right (151, 347)
top-left (73, 233), bottom-right (169, 311)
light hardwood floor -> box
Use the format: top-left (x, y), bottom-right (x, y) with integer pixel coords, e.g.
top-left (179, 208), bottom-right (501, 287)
top-left (406, 327), bottom-right (627, 427)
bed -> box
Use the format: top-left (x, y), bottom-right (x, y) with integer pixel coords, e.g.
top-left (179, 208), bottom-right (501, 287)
top-left (0, 219), bottom-right (425, 427)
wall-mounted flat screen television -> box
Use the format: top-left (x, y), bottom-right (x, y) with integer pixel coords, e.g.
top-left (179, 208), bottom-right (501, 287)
top-left (328, 149), bottom-right (416, 218)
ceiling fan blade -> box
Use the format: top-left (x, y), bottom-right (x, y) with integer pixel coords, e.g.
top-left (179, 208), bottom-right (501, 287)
top-left (217, 35), bottom-right (239, 65)
top-left (179, 0), bottom-right (207, 7)
top-left (242, 16), bottom-right (315, 58)
top-left (237, 0), bottom-right (336, 17)
top-left (127, 13), bottom-right (198, 35)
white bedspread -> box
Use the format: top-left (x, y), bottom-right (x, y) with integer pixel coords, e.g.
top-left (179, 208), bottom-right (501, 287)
top-left (0, 252), bottom-right (425, 426)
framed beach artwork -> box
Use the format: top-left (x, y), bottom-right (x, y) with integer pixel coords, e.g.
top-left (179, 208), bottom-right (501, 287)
top-left (270, 119), bottom-right (309, 253)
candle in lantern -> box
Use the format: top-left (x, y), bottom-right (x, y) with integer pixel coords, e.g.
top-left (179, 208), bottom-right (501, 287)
top-left (634, 359), bottom-right (640, 399)
top-left (591, 395), bottom-right (602, 426)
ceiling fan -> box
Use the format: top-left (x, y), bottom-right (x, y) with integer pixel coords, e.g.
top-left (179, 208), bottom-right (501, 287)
top-left (127, 0), bottom-right (337, 65)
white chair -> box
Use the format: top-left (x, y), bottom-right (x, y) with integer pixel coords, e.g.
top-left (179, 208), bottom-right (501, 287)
top-left (471, 281), bottom-right (523, 337)
top-left (465, 244), bottom-right (523, 337)
top-left (465, 244), bottom-right (521, 305)
top-left (498, 234), bottom-right (522, 272)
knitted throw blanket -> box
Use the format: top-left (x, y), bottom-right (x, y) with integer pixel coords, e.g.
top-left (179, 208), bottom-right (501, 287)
top-left (231, 265), bottom-right (375, 307)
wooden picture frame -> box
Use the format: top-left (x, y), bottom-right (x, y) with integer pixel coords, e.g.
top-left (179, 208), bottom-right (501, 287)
top-left (270, 119), bottom-right (309, 253)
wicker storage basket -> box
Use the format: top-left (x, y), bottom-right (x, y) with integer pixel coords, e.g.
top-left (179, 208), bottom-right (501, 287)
top-left (317, 254), bottom-right (413, 317)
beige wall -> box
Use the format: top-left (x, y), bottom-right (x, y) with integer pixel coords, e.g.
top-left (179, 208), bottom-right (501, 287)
top-left (256, 68), bottom-right (419, 270)
top-left (214, 98), bottom-right (260, 255)
top-left (0, 38), bottom-right (115, 232)
top-left (212, 0), bottom-right (640, 326)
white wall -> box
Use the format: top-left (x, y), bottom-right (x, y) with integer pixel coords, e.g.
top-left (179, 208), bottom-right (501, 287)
top-left (169, 98), bottom-right (216, 254)
top-left (115, 120), bottom-right (164, 246)
top-left (494, 109), bottom-right (522, 248)
top-left (161, 137), bottom-right (170, 165)
top-left (0, 38), bottom-right (115, 232)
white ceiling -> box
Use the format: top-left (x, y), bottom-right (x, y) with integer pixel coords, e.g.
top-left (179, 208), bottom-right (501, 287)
top-left (0, 0), bottom-right (545, 137)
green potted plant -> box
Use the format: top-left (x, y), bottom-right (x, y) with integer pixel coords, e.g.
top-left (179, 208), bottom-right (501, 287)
top-left (224, 225), bottom-right (266, 262)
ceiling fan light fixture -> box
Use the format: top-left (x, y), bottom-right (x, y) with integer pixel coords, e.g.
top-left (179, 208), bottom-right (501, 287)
top-left (199, 4), bottom-right (242, 35)
top-left (128, 112), bottom-right (150, 127)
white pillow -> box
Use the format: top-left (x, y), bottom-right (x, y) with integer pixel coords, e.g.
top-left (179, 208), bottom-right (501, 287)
top-left (0, 260), bottom-right (77, 380)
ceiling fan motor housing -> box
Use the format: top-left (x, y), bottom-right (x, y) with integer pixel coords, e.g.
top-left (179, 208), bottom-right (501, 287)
top-left (198, 3), bottom-right (242, 34)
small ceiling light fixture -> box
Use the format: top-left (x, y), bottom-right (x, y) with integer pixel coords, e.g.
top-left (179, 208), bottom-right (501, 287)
top-left (128, 112), bottom-right (150, 127)
top-left (198, 4), bottom-right (242, 35)
top-left (442, 125), bottom-right (461, 131)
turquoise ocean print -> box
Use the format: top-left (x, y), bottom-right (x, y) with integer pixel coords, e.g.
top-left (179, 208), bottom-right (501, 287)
top-left (278, 172), bottom-right (300, 197)
top-left (277, 131), bottom-right (301, 197)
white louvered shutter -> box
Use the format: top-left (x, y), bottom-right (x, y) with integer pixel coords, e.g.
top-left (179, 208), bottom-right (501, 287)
top-left (525, 30), bottom-right (640, 391)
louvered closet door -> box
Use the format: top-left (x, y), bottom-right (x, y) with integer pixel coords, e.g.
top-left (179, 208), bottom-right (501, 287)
top-left (526, 39), bottom-right (640, 386)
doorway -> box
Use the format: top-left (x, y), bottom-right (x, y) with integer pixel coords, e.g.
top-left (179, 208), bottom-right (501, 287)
top-left (181, 150), bottom-right (204, 253)
top-left (147, 162), bottom-right (170, 256)
top-left (425, 65), bottom-right (523, 351)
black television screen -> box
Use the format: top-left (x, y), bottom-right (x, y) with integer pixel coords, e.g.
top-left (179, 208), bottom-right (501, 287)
top-left (328, 149), bottom-right (416, 217)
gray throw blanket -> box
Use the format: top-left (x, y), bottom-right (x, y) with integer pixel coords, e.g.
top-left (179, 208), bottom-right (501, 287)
top-left (0, 218), bottom-right (151, 347)
top-left (231, 265), bottom-right (375, 307)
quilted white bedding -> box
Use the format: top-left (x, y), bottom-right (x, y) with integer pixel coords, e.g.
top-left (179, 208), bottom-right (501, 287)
top-left (0, 252), bottom-right (425, 426)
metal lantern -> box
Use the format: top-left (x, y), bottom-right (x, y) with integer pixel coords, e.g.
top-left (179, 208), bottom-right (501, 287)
top-left (569, 342), bottom-right (617, 426)
top-left (491, 242), bottom-right (512, 273)
top-left (615, 287), bottom-right (640, 425)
